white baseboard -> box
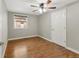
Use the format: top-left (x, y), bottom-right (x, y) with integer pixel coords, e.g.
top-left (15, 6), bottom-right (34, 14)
top-left (38, 35), bottom-right (66, 46)
top-left (65, 47), bottom-right (79, 54)
top-left (2, 40), bottom-right (8, 58)
top-left (8, 35), bottom-right (38, 41)
top-left (38, 35), bottom-right (79, 54)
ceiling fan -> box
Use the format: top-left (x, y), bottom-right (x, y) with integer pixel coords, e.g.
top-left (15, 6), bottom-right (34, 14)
top-left (30, 0), bottom-right (56, 13)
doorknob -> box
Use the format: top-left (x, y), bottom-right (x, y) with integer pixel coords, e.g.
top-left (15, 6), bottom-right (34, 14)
top-left (0, 42), bottom-right (4, 46)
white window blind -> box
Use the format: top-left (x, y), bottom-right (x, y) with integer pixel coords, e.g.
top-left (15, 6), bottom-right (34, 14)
top-left (14, 15), bottom-right (28, 29)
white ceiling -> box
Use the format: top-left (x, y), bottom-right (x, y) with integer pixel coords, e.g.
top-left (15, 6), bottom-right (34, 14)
top-left (4, 0), bottom-right (78, 15)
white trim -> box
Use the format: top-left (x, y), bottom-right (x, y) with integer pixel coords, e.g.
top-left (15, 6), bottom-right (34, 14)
top-left (8, 35), bottom-right (38, 41)
top-left (38, 35), bottom-right (66, 46)
top-left (39, 36), bottom-right (65, 46)
top-left (65, 47), bottom-right (79, 54)
top-left (2, 40), bottom-right (8, 58)
top-left (38, 35), bottom-right (79, 54)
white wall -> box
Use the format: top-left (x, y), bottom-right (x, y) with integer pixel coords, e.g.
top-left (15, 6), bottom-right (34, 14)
top-left (0, 0), bottom-right (3, 41)
top-left (8, 12), bottom-right (38, 39)
top-left (67, 2), bottom-right (79, 51)
top-left (0, 0), bottom-right (3, 57)
top-left (38, 13), bottom-right (51, 40)
top-left (0, 0), bottom-right (8, 57)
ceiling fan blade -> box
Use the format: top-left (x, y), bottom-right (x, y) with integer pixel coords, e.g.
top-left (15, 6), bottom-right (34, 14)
top-left (32, 10), bottom-right (38, 12)
top-left (31, 5), bottom-right (38, 7)
top-left (48, 7), bottom-right (56, 9)
top-left (47, 0), bottom-right (52, 4)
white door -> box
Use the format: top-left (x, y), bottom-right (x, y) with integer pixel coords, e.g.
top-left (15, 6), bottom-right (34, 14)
top-left (50, 9), bottom-right (66, 46)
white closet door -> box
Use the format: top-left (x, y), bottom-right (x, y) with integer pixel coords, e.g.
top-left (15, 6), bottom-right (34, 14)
top-left (50, 9), bottom-right (66, 46)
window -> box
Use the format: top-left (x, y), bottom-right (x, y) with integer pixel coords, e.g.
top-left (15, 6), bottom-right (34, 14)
top-left (14, 15), bottom-right (28, 29)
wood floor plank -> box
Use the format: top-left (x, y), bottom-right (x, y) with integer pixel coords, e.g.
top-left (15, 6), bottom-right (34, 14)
top-left (4, 37), bottom-right (79, 58)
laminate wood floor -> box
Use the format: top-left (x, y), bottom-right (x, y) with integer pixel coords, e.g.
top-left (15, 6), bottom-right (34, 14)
top-left (5, 37), bottom-right (79, 58)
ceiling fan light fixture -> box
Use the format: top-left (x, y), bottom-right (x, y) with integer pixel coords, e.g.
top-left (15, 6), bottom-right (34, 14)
top-left (39, 8), bottom-right (43, 14)
top-left (38, 8), bottom-right (47, 14)
top-left (43, 8), bottom-right (47, 12)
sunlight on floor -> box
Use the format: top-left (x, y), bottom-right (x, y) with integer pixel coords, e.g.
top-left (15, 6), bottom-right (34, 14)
top-left (14, 46), bottom-right (27, 58)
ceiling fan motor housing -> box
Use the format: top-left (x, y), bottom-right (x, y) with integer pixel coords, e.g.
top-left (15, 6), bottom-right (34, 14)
top-left (40, 3), bottom-right (44, 9)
